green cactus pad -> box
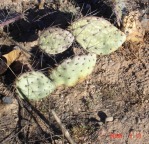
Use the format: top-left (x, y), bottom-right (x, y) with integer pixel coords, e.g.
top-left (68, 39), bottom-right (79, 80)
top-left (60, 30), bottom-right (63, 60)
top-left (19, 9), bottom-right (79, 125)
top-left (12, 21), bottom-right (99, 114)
top-left (69, 16), bottom-right (126, 55)
top-left (16, 72), bottom-right (56, 100)
top-left (39, 28), bottom-right (74, 54)
top-left (49, 54), bottom-right (96, 87)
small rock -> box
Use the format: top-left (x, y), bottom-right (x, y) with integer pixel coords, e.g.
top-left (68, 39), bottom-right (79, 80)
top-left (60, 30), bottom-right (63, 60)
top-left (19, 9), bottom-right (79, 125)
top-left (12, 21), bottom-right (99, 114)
top-left (98, 122), bottom-right (103, 126)
top-left (2, 96), bottom-right (13, 104)
top-left (121, 116), bottom-right (127, 123)
top-left (106, 117), bottom-right (114, 122)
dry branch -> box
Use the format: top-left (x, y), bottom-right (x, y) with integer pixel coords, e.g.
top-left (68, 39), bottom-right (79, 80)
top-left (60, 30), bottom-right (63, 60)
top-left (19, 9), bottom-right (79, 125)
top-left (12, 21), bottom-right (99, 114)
top-left (52, 110), bottom-right (76, 144)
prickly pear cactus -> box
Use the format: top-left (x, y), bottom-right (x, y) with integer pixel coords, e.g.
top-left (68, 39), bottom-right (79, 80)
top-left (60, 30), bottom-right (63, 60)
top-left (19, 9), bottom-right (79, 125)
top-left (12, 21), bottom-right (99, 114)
top-left (49, 54), bottom-right (96, 87)
top-left (69, 16), bottom-right (126, 55)
top-left (39, 28), bottom-right (74, 54)
top-left (16, 72), bottom-right (56, 100)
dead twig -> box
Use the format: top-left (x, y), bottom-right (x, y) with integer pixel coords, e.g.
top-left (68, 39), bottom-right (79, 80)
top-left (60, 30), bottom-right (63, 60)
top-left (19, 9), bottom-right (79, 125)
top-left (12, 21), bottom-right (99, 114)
top-left (0, 13), bottom-right (24, 28)
top-left (0, 29), bottom-right (31, 56)
top-left (51, 110), bottom-right (76, 144)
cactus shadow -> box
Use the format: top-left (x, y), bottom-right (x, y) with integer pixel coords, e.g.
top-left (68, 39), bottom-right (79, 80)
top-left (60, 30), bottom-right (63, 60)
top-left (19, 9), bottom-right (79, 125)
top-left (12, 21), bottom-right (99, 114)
top-left (2, 7), bottom-right (74, 43)
top-left (0, 45), bottom-right (14, 55)
top-left (2, 61), bottom-right (31, 85)
top-left (73, 0), bottom-right (115, 22)
top-left (97, 111), bottom-right (107, 123)
top-left (30, 46), bottom-right (75, 73)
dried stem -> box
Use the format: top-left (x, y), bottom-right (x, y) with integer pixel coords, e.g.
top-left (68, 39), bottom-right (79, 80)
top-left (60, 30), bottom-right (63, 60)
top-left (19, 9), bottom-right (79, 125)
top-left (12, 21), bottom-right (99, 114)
top-left (51, 110), bottom-right (76, 144)
top-left (0, 14), bottom-right (24, 28)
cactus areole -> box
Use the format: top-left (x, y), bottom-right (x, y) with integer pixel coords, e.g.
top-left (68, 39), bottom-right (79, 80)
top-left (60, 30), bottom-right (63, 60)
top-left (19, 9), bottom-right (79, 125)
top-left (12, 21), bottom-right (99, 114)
top-left (69, 16), bottom-right (126, 55)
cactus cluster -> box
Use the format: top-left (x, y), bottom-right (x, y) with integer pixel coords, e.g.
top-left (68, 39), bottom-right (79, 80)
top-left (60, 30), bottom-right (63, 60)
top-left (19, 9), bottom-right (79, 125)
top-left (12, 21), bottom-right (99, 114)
top-left (16, 54), bottom-right (96, 100)
top-left (16, 15), bottom-right (127, 100)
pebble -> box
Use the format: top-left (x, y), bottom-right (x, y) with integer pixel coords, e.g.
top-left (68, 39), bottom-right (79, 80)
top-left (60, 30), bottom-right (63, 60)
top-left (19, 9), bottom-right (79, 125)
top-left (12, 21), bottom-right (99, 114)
top-left (106, 117), bottom-right (114, 122)
top-left (2, 96), bottom-right (13, 104)
top-left (121, 116), bottom-right (127, 123)
top-left (98, 122), bottom-right (103, 126)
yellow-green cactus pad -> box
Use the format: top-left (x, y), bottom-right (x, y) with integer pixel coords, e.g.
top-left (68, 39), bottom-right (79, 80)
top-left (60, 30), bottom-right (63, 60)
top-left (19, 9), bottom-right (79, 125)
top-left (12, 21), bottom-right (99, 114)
top-left (69, 16), bottom-right (126, 55)
top-left (39, 28), bottom-right (74, 54)
top-left (49, 54), bottom-right (96, 87)
top-left (16, 72), bottom-right (56, 100)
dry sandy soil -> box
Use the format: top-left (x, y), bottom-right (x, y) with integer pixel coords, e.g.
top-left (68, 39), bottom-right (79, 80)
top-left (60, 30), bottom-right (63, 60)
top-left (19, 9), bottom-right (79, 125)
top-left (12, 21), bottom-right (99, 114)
top-left (0, 0), bottom-right (149, 144)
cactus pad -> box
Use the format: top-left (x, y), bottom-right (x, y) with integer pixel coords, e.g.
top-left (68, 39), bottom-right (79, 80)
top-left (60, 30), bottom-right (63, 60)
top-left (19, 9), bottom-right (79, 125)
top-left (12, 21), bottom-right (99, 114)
top-left (16, 72), bottom-right (56, 100)
top-left (69, 16), bottom-right (126, 55)
top-left (49, 54), bottom-right (96, 87)
top-left (39, 28), bottom-right (74, 54)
